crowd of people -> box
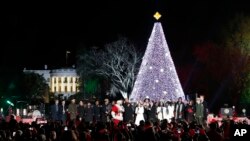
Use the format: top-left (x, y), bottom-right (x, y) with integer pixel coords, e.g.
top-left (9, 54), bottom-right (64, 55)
top-left (0, 95), bottom-right (249, 141)
top-left (49, 95), bottom-right (208, 127)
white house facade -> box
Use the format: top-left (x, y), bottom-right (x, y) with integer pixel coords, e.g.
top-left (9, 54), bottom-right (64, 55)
top-left (23, 65), bottom-right (80, 99)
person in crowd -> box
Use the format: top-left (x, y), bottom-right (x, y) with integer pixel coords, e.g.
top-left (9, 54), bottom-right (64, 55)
top-left (59, 100), bottom-right (67, 125)
top-left (149, 101), bottom-right (157, 123)
top-left (174, 97), bottom-right (185, 122)
top-left (206, 121), bottom-right (224, 141)
top-left (93, 100), bottom-right (101, 123)
top-left (143, 120), bottom-right (158, 141)
top-left (50, 99), bottom-right (60, 121)
top-left (123, 98), bottom-right (134, 123)
top-left (195, 98), bottom-right (204, 125)
top-left (68, 98), bottom-right (77, 122)
top-left (185, 100), bottom-right (195, 123)
top-left (111, 99), bottom-right (124, 126)
top-left (101, 98), bottom-right (112, 123)
top-left (84, 102), bottom-right (94, 123)
top-left (166, 100), bottom-right (175, 122)
top-left (77, 100), bottom-right (85, 122)
top-left (157, 101), bottom-right (167, 121)
top-left (143, 96), bottom-right (152, 121)
top-left (200, 95), bottom-right (209, 126)
top-left (135, 101), bottom-right (145, 126)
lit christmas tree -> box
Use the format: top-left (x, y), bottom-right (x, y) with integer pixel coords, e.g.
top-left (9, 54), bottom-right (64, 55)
top-left (129, 12), bottom-right (185, 102)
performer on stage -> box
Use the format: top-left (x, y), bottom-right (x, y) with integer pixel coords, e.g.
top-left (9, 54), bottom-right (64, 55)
top-left (135, 101), bottom-right (145, 126)
top-left (174, 97), bottom-right (185, 122)
top-left (195, 98), bottom-right (204, 125)
top-left (111, 99), bottom-right (124, 126)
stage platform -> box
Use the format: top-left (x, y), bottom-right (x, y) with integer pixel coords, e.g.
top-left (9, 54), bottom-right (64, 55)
top-left (207, 114), bottom-right (250, 126)
top-left (5, 115), bottom-right (47, 124)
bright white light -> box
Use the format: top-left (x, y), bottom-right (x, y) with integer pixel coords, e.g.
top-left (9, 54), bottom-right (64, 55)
top-left (149, 66), bottom-right (153, 69)
top-left (160, 69), bottom-right (164, 72)
top-left (155, 80), bottom-right (159, 83)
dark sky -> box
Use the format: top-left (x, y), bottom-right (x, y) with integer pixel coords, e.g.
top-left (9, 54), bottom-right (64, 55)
top-left (0, 0), bottom-right (249, 70)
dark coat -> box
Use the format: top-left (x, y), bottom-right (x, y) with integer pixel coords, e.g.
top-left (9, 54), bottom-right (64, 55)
top-left (84, 106), bottom-right (94, 123)
top-left (50, 104), bottom-right (60, 121)
top-left (174, 102), bottom-right (185, 120)
top-left (149, 104), bottom-right (157, 122)
top-left (101, 103), bottom-right (112, 122)
top-left (77, 105), bottom-right (85, 118)
top-left (58, 104), bottom-right (67, 121)
top-left (123, 103), bottom-right (134, 122)
top-left (68, 103), bottom-right (77, 120)
top-left (93, 105), bottom-right (101, 122)
top-left (201, 101), bottom-right (208, 120)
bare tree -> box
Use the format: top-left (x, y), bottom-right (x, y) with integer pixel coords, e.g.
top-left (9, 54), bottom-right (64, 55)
top-left (77, 37), bottom-right (142, 99)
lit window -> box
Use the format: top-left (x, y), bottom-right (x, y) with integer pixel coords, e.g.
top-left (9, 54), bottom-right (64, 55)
top-left (64, 77), bottom-right (67, 83)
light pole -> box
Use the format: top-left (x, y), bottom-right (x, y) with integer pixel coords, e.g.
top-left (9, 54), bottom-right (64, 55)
top-left (66, 51), bottom-right (71, 66)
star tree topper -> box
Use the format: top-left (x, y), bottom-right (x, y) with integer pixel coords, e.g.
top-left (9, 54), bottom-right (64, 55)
top-left (153, 12), bottom-right (162, 20)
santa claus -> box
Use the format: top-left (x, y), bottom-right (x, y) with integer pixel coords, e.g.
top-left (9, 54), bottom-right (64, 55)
top-left (111, 99), bottom-right (124, 126)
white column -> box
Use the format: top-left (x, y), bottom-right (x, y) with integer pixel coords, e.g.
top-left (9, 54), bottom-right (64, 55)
top-left (56, 77), bottom-right (59, 92)
top-left (51, 77), bottom-right (54, 92)
top-left (73, 77), bottom-right (76, 92)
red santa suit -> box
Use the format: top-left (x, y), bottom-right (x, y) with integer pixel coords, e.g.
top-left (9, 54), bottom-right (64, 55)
top-left (111, 100), bottom-right (124, 126)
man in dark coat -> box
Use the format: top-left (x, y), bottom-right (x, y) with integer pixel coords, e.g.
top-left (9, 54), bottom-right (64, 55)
top-left (200, 95), bottom-right (208, 120)
top-left (174, 97), bottom-right (185, 122)
top-left (101, 98), bottom-right (112, 123)
top-left (68, 98), bottom-right (77, 121)
top-left (200, 95), bottom-right (209, 127)
top-left (149, 101), bottom-right (157, 122)
top-left (195, 98), bottom-right (204, 125)
top-left (77, 100), bottom-right (85, 120)
top-left (93, 100), bottom-right (101, 122)
top-left (58, 100), bottom-right (67, 124)
top-left (84, 102), bottom-right (93, 123)
top-left (50, 99), bottom-right (60, 121)
top-left (123, 98), bottom-right (134, 123)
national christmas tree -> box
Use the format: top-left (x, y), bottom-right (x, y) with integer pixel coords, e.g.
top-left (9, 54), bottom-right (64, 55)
top-left (129, 12), bottom-right (185, 102)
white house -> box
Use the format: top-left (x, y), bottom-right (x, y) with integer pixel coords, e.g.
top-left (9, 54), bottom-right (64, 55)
top-left (23, 65), bottom-right (80, 99)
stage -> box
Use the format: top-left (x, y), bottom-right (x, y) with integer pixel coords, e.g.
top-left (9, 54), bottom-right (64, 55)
top-left (5, 115), bottom-right (47, 124)
top-left (207, 114), bottom-right (250, 126)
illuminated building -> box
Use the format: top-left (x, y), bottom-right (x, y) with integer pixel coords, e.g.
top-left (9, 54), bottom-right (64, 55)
top-left (23, 65), bottom-right (80, 99)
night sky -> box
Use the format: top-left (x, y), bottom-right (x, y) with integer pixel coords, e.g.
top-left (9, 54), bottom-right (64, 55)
top-left (0, 0), bottom-right (249, 70)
